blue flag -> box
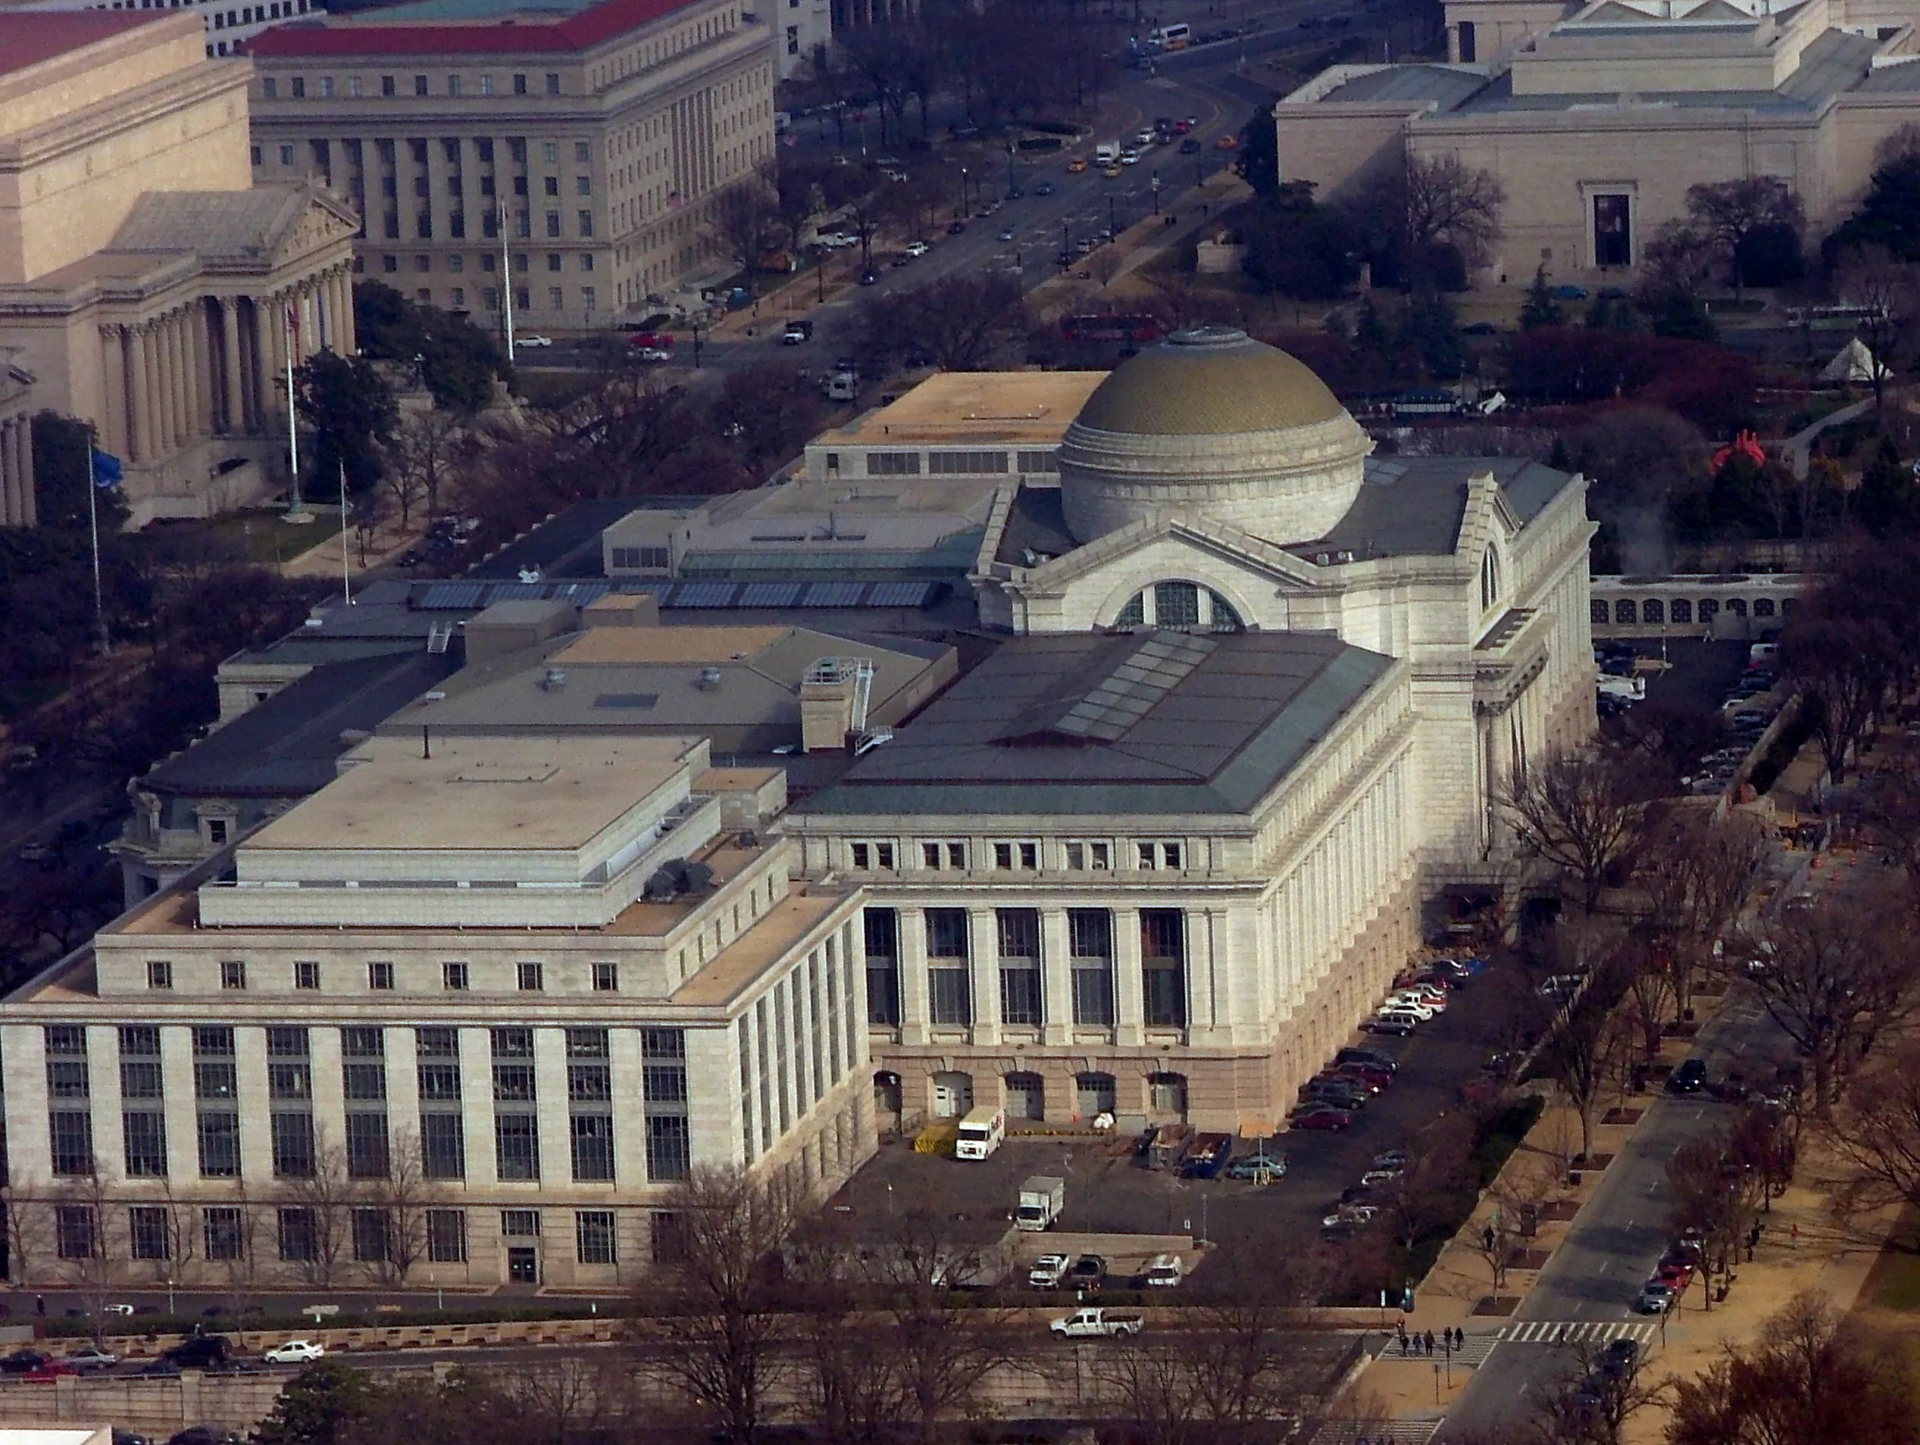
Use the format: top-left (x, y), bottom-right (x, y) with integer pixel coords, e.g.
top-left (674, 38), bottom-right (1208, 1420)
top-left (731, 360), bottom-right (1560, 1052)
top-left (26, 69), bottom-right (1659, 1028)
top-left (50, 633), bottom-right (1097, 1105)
top-left (90, 448), bottom-right (123, 489)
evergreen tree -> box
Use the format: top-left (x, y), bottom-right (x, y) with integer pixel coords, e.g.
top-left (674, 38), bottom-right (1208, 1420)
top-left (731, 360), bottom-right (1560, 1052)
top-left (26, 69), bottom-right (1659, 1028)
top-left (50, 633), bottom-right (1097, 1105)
top-left (1520, 265), bottom-right (1565, 330)
top-left (252, 1360), bottom-right (379, 1445)
top-left (293, 351), bottom-right (398, 498)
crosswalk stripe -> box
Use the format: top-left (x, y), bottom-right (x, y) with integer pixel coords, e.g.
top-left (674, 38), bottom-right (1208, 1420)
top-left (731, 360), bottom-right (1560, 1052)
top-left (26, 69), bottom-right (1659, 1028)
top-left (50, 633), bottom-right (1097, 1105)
top-left (1312, 1421), bottom-right (1441, 1445)
top-left (1495, 1320), bottom-right (1657, 1345)
top-left (1373, 1333), bottom-right (1500, 1366)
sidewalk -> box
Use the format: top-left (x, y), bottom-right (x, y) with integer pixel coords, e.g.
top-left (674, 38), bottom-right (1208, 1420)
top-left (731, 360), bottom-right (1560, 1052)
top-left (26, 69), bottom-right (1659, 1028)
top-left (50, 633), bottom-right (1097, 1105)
top-left (280, 507), bottom-right (431, 583)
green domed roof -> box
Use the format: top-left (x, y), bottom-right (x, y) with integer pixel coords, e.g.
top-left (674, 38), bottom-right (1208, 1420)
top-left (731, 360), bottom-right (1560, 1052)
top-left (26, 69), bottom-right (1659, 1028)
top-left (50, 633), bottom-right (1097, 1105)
top-left (1072, 327), bottom-right (1346, 436)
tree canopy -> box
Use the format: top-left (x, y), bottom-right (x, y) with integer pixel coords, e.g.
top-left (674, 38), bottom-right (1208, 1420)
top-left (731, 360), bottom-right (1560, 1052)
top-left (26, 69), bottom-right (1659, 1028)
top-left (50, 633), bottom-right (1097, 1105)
top-left (353, 281), bottom-right (510, 411)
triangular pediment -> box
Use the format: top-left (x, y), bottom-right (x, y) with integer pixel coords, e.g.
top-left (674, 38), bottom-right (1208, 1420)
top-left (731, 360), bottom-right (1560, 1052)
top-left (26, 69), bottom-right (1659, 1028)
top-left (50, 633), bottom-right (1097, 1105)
top-left (1019, 513), bottom-right (1339, 594)
top-left (270, 190), bottom-right (362, 267)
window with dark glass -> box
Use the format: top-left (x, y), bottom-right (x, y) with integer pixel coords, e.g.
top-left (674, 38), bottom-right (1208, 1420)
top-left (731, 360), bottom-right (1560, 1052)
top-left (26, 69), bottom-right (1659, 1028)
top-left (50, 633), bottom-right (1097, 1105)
top-left (129, 1205), bottom-right (169, 1260)
top-left (864, 907), bottom-right (900, 1026)
top-left (925, 908), bottom-right (970, 1027)
top-left (997, 908), bottom-right (1042, 1027)
top-left (427, 1208), bottom-right (467, 1263)
top-left (277, 1207), bottom-right (317, 1262)
top-left (1140, 909), bottom-right (1187, 1029)
top-left (575, 1209), bottom-right (616, 1264)
top-left (1068, 908), bottom-right (1115, 1027)
top-left (642, 1029), bottom-right (689, 1181)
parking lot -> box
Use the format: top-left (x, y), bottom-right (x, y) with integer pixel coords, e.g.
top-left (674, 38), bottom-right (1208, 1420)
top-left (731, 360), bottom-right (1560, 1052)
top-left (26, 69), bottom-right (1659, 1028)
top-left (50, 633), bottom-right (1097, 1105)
top-left (832, 958), bottom-right (1541, 1293)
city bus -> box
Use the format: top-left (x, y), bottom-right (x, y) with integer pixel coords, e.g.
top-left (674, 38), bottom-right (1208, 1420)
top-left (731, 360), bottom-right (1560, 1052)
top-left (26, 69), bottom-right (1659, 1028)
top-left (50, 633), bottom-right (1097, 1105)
top-left (1150, 22), bottom-right (1191, 50)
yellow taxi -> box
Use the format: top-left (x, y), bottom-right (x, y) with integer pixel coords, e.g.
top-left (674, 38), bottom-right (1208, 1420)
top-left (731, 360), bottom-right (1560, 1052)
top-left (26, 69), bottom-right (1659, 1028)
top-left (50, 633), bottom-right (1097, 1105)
top-left (1103, 164), bottom-right (1123, 178)
top-left (1067, 157), bottom-right (1089, 173)
top-left (1215, 133), bottom-right (1239, 150)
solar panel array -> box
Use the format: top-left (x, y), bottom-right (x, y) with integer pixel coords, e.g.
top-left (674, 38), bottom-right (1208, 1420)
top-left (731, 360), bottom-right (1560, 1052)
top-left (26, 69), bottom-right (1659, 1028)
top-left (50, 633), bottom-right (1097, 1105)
top-left (410, 578), bottom-right (944, 613)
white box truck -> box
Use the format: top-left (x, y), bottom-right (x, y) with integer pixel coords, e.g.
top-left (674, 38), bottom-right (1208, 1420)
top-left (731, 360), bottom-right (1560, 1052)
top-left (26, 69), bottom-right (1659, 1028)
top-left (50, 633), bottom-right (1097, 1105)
top-left (954, 1105), bottom-right (1005, 1160)
top-left (1095, 140), bottom-right (1121, 164)
top-left (1016, 1175), bottom-right (1066, 1231)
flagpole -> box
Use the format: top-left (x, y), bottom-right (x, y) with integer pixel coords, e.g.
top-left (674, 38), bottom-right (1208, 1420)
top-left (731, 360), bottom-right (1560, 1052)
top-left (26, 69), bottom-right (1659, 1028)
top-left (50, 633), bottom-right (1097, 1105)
top-left (500, 201), bottom-right (516, 363)
top-left (339, 460), bottom-right (352, 607)
top-left (285, 305), bottom-right (304, 518)
top-left (85, 443), bottom-right (107, 657)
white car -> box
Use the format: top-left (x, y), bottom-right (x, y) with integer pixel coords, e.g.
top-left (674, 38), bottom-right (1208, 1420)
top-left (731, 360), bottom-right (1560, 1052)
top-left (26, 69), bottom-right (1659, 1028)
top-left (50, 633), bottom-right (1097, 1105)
top-left (517, 335), bottom-right (552, 347)
top-left (1384, 993), bottom-right (1439, 1018)
top-left (263, 1340), bottom-right (326, 1364)
top-left (815, 232), bottom-right (858, 249)
top-left (1321, 1206), bottom-right (1378, 1229)
top-left (1119, 150), bottom-right (1142, 165)
top-left (1027, 1253), bottom-right (1071, 1289)
top-left (903, 240), bottom-right (929, 257)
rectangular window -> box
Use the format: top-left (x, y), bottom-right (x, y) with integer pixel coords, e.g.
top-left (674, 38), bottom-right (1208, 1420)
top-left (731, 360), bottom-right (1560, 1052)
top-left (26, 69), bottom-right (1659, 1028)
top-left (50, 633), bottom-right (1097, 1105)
top-left (1017, 450), bottom-right (1059, 473)
top-left (570, 1115), bottom-right (614, 1182)
top-left (645, 1115), bottom-right (690, 1182)
top-left (50, 1112), bottom-right (92, 1176)
top-left (992, 842), bottom-right (1038, 870)
top-left (130, 1205), bottom-right (169, 1261)
top-left (848, 841), bottom-right (895, 870)
top-left (443, 961), bottom-right (469, 991)
top-left (516, 962), bottom-right (544, 992)
top-left (864, 451), bottom-right (921, 476)
top-left (513, 73), bottom-right (528, 95)
top-left (1594, 192), bottom-right (1633, 269)
top-left (649, 1211), bottom-right (684, 1264)
top-left (495, 1114), bottom-right (540, 1181)
top-left (56, 1205), bottom-right (96, 1260)
top-left (290, 77), bottom-right (304, 99)
top-left (427, 1208), bottom-right (467, 1263)
top-left (576, 1209), bottom-right (617, 1264)
top-left (864, 907), bottom-right (900, 1027)
top-left (545, 72), bottom-right (560, 94)
top-left (381, 74), bottom-right (396, 97)
top-left (997, 908), bottom-right (1042, 1027)
top-left (221, 960), bottom-right (247, 990)
top-left (421, 1113), bottom-right (465, 1180)
top-left (1068, 908), bottom-right (1115, 1027)
top-left (1066, 841), bottom-right (1111, 870)
top-left (1135, 841), bottom-right (1185, 871)
top-left (294, 960), bottom-right (320, 990)
top-left (501, 1208), bottom-right (540, 1237)
top-left (642, 1029), bottom-right (689, 1181)
top-left (352, 1207), bottom-right (390, 1263)
top-left (346, 1112), bottom-right (390, 1179)
top-left (123, 1112), bottom-right (168, 1177)
top-left (368, 961), bottom-right (394, 990)
top-left (1140, 908), bottom-right (1187, 1029)
top-left (198, 1113), bottom-right (240, 1179)
top-left (414, 74), bottom-right (429, 96)
top-left (204, 1207), bottom-right (244, 1262)
top-left (272, 1112), bottom-right (316, 1178)
top-left (147, 960), bottom-right (173, 990)
top-left (927, 450), bottom-right (1009, 474)
top-left (578, 210), bottom-right (594, 237)
top-left (592, 962), bottom-right (618, 991)
top-left (277, 1207), bottom-right (317, 1263)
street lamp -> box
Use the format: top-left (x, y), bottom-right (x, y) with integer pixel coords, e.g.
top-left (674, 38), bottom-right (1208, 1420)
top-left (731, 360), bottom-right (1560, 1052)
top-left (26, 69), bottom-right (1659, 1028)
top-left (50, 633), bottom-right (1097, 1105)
top-left (1152, 170), bottom-right (1162, 215)
top-left (1108, 194), bottom-right (1118, 239)
top-left (1062, 219), bottom-right (1070, 266)
top-left (958, 167), bottom-right (969, 218)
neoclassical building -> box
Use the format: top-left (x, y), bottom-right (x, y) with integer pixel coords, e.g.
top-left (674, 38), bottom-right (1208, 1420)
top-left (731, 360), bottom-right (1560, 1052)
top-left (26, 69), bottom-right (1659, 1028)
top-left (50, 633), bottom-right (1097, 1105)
top-left (0, 11), bottom-right (357, 523)
top-left (786, 328), bottom-right (1597, 1132)
top-left (0, 358), bottom-right (35, 528)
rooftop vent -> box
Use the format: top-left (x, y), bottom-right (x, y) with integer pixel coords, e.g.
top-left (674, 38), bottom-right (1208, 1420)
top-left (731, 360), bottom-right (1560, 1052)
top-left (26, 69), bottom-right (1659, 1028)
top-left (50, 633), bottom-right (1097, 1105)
top-left (541, 667), bottom-right (567, 692)
top-left (641, 857), bottom-right (717, 902)
top-left (695, 666), bottom-right (723, 690)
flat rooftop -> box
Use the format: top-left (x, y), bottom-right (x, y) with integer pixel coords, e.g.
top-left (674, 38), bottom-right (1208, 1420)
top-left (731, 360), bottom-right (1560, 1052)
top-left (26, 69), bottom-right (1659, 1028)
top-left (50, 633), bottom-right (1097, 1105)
top-left (814, 372), bottom-right (1107, 448)
top-left (673, 889), bottom-right (846, 1006)
top-left (796, 631), bottom-right (1397, 819)
top-left (241, 734), bottom-right (698, 855)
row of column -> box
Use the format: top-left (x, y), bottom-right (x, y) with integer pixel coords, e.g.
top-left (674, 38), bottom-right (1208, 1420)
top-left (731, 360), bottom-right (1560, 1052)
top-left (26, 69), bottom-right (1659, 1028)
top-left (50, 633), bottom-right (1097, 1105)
top-left (96, 263), bottom-right (357, 470)
top-left (0, 414), bottom-right (34, 528)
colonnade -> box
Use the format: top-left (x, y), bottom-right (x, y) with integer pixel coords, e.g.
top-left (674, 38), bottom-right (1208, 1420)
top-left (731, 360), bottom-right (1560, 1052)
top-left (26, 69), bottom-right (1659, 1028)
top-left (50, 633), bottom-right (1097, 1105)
top-left (0, 413), bottom-right (34, 527)
top-left (97, 262), bottom-right (356, 468)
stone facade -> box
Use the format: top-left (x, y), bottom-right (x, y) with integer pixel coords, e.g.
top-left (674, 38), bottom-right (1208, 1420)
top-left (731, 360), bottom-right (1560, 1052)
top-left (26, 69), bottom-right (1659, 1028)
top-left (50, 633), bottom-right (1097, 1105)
top-left (0, 359), bottom-right (36, 527)
top-left (0, 11), bottom-right (358, 523)
top-left (0, 735), bottom-right (872, 1288)
top-left (246, 0), bottom-right (777, 328)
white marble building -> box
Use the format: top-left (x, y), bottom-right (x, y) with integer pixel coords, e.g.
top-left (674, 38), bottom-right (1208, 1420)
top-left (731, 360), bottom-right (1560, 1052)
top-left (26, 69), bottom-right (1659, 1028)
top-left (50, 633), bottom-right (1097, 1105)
top-left (786, 328), bottom-right (1598, 1132)
top-left (0, 734), bottom-right (869, 1288)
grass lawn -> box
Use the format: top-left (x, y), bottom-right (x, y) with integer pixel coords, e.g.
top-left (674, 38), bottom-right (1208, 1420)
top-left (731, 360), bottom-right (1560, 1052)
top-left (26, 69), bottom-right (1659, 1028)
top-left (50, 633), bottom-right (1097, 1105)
top-left (148, 507), bottom-right (343, 567)
top-left (1868, 1245), bottom-right (1920, 1312)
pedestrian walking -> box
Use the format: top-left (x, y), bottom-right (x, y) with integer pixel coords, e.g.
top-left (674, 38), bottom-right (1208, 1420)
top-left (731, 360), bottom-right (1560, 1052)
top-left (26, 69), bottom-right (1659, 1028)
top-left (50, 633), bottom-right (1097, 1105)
top-left (33, 1295), bottom-right (44, 1318)
top-left (1425, 1330), bottom-right (1435, 1357)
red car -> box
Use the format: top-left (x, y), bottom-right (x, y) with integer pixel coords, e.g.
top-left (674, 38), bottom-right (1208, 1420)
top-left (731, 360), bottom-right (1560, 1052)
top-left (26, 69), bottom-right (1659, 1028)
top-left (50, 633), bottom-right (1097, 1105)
top-left (1316, 1068), bottom-right (1383, 1095)
top-left (22, 1361), bottom-right (79, 1383)
top-left (1656, 1261), bottom-right (1695, 1292)
top-left (1289, 1105), bottom-right (1352, 1131)
top-left (1334, 1063), bottom-right (1394, 1090)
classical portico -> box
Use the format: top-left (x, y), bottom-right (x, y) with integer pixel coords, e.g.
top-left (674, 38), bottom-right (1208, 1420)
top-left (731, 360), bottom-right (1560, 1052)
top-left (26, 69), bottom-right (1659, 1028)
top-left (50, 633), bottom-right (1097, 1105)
top-left (1, 186), bottom-right (358, 524)
top-left (0, 358), bottom-right (35, 528)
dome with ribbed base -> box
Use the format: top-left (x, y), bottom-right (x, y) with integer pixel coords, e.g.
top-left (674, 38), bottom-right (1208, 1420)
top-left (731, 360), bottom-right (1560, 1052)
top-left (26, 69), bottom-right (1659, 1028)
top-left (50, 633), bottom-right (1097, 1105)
top-left (1058, 327), bottom-right (1371, 547)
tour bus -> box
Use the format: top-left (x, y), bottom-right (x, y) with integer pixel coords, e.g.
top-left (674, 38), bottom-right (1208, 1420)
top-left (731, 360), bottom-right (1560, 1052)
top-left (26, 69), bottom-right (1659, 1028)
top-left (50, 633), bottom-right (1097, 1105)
top-left (1150, 22), bottom-right (1191, 50)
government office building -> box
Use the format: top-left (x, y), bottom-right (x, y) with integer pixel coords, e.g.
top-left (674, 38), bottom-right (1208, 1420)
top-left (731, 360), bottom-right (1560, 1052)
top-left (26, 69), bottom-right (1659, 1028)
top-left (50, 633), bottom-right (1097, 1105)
top-left (245, 0), bottom-right (776, 328)
top-left (0, 734), bottom-right (869, 1288)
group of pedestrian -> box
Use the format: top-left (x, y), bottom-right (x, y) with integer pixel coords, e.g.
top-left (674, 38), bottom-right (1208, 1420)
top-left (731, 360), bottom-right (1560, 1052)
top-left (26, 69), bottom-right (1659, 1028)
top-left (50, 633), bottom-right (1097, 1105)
top-left (1393, 1324), bottom-right (1465, 1356)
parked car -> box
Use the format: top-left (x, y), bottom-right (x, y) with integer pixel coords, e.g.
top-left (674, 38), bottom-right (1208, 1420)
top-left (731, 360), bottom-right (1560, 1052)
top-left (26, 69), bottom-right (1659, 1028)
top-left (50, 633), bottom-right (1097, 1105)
top-left (22, 1361), bottom-right (79, 1383)
top-left (1051, 1307), bottom-right (1143, 1338)
top-left (1028, 1253), bottom-right (1071, 1289)
top-left (65, 1346), bottom-right (119, 1371)
top-left (946, 220), bottom-right (967, 235)
top-left (1142, 1253), bottom-right (1184, 1288)
top-left (1361, 1167), bottom-right (1403, 1188)
top-left (1068, 1254), bottom-right (1107, 1289)
top-left (1551, 283), bottom-right (1590, 300)
top-left (1366, 1011), bottom-right (1419, 1036)
top-left (1289, 1104), bottom-right (1352, 1130)
top-left (1334, 1063), bottom-right (1393, 1091)
top-left (1372, 1150), bottom-right (1409, 1171)
top-left (1318, 1067), bottom-right (1383, 1095)
top-left (1599, 1338), bottom-right (1641, 1376)
top-left (780, 321), bottom-right (812, 345)
top-left (1635, 1280), bottom-right (1675, 1314)
top-left (517, 335), bottom-right (552, 347)
top-left (263, 1340), bottom-right (325, 1365)
top-left (1215, 134), bottom-right (1238, 148)
top-left (998, 227), bottom-right (1016, 242)
top-left (1336, 1048), bottom-right (1398, 1073)
top-left (0, 1350), bottom-right (48, 1374)
top-left (166, 1335), bottom-right (229, 1369)
top-left (1321, 1205), bottom-right (1378, 1230)
top-left (1226, 1148), bottom-right (1286, 1181)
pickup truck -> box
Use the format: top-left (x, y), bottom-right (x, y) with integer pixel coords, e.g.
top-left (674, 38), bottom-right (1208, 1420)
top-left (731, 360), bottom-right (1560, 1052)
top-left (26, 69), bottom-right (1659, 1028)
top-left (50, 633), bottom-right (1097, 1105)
top-left (1050, 1307), bottom-right (1144, 1339)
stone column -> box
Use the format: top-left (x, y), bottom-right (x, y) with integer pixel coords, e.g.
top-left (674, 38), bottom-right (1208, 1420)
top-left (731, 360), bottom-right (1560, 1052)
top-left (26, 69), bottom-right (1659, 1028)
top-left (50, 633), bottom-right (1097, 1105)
top-left (220, 299), bottom-right (244, 434)
top-left (1041, 909), bottom-right (1073, 1047)
top-left (150, 319), bottom-right (174, 458)
top-left (165, 312), bottom-right (189, 454)
top-left (128, 324), bottom-right (154, 464)
top-left (12, 416), bottom-right (29, 527)
top-left (897, 906), bottom-right (929, 1048)
top-left (254, 295), bottom-right (279, 434)
top-left (967, 905), bottom-right (1000, 1047)
top-left (1113, 907), bottom-right (1145, 1048)
top-left (99, 326), bottom-right (127, 460)
top-left (336, 268), bottom-right (357, 353)
top-left (0, 420), bottom-right (17, 527)
top-left (185, 301), bottom-right (211, 439)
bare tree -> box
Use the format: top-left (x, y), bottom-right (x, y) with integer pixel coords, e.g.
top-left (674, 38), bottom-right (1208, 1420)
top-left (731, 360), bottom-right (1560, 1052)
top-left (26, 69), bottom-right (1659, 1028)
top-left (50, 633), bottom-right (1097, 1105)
top-left (1782, 607), bottom-right (1900, 787)
top-left (1668, 1132), bottom-right (1764, 1308)
top-left (1537, 979), bottom-right (1635, 1163)
top-left (1377, 1113), bottom-right (1475, 1262)
top-left (1668, 1292), bottom-right (1920, 1445)
top-left (1621, 942), bottom-right (1676, 1065)
top-left (58, 1167), bottom-right (121, 1343)
top-left (1528, 1338), bottom-right (1668, 1445)
top-left (711, 180), bottom-right (779, 298)
top-left (1504, 748), bottom-right (1652, 912)
top-left (277, 1135), bottom-right (355, 1287)
top-left (1832, 244), bottom-right (1917, 411)
top-left (1752, 890), bottom-right (1919, 1112)
top-left (364, 1126), bottom-right (438, 1284)
top-left (787, 1217), bottom-right (907, 1445)
top-left (1636, 807), bottom-right (1769, 1016)
top-left (1347, 151), bottom-right (1506, 276)
top-left (646, 1165), bottom-right (802, 1445)
top-left (381, 410), bottom-right (464, 527)
top-left (1827, 1040), bottom-right (1920, 1241)
top-left (1685, 177), bottom-right (1805, 296)
top-left (2, 1184), bottom-right (52, 1288)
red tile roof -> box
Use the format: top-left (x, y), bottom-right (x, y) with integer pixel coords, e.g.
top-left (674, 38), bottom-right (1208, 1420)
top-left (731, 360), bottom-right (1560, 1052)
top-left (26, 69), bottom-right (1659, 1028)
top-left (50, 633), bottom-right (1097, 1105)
top-left (245, 0), bottom-right (699, 58)
top-left (0, 10), bottom-right (174, 78)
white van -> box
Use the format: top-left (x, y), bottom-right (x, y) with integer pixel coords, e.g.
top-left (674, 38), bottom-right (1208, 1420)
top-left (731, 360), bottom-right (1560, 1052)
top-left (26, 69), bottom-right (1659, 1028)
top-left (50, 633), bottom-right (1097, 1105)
top-left (954, 1105), bottom-right (1006, 1161)
top-left (1143, 1253), bottom-right (1184, 1288)
top-left (1095, 140), bottom-right (1121, 164)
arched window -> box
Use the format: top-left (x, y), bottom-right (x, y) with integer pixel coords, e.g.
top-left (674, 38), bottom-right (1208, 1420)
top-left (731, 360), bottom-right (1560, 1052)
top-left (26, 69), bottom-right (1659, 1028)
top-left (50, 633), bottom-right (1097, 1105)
top-left (1643, 599), bottom-right (1664, 624)
top-left (1004, 1071), bottom-right (1045, 1121)
top-left (1113, 583), bottom-right (1243, 632)
top-left (1147, 1072), bottom-right (1187, 1118)
top-left (1671, 598), bottom-right (1692, 624)
top-left (1726, 597), bottom-right (1747, 617)
top-left (1614, 600), bottom-right (1636, 624)
top-left (1481, 548), bottom-right (1502, 611)
top-left (1699, 598), bottom-right (1720, 623)
top-left (1590, 600), bottom-right (1610, 625)
top-left (1075, 1072), bottom-right (1117, 1117)
top-left (1753, 598), bottom-right (1775, 618)
top-left (1780, 596), bottom-right (1796, 617)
